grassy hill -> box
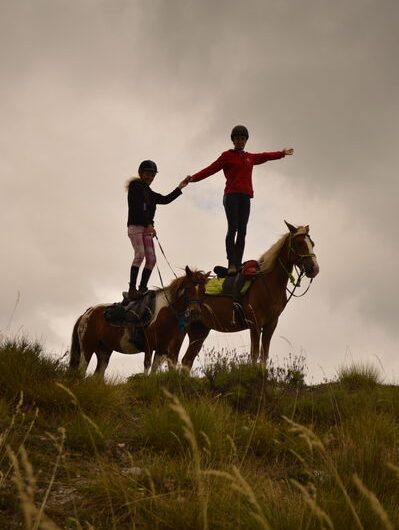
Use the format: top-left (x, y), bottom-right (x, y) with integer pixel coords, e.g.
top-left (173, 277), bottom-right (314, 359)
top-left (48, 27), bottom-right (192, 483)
top-left (0, 338), bottom-right (398, 529)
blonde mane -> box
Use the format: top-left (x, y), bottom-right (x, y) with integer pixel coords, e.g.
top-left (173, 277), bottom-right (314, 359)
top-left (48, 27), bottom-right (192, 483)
top-left (258, 233), bottom-right (290, 273)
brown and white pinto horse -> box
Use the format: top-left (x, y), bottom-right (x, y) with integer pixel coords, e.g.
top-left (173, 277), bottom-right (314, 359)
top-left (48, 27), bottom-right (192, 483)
top-left (155, 222), bottom-right (319, 371)
top-left (69, 267), bottom-right (208, 377)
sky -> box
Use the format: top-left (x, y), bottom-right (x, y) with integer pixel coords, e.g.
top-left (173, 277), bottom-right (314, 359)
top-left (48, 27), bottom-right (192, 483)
top-left (1, 0), bottom-right (398, 382)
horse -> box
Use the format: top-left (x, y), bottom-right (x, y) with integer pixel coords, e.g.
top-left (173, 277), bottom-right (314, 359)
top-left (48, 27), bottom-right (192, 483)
top-left (69, 266), bottom-right (209, 377)
top-left (152, 222), bottom-right (319, 372)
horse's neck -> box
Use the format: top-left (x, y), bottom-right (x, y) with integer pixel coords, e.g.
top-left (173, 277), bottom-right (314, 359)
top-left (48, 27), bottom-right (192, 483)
top-left (161, 286), bottom-right (181, 311)
top-left (259, 238), bottom-right (292, 291)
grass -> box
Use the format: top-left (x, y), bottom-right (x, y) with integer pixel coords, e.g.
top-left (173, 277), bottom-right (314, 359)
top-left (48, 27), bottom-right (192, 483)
top-left (0, 337), bottom-right (399, 529)
top-left (336, 361), bottom-right (382, 390)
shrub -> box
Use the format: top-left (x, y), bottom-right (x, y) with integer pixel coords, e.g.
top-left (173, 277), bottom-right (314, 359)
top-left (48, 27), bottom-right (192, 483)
top-left (337, 362), bottom-right (382, 390)
top-left (127, 369), bottom-right (207, 404)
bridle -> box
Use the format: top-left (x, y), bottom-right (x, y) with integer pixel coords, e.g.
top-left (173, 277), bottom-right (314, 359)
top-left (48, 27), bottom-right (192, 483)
top-left (175, 279), bottom-right (205, 330)
top-left (156, 267), bottom-right (204, 330)
top-left (279, 232), bottom-right (316, 303)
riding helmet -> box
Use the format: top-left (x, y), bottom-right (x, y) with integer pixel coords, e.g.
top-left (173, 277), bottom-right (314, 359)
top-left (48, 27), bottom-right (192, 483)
top-left (138, 160), bottom-right (158, 174)
top-left (231, 125), bottom-right (249, 140)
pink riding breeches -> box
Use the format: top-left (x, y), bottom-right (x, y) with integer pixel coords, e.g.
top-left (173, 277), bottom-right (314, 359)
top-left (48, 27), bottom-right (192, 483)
top-left (128, 225), bottom-right (156, 270)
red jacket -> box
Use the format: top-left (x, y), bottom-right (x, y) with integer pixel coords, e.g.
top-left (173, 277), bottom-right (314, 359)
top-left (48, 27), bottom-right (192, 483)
top-left (190, 149), bottom-right (285, 198)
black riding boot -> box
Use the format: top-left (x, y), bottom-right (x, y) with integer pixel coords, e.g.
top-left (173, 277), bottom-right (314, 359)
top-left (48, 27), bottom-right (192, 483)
top-left (139, 268), bottom-right (153, 294)
top-left (129, 265), bottom-right (139, 293)
top-left (122, 266), bottom-right (140, 304)
top-left (227, 261), bottom-right (238, 275)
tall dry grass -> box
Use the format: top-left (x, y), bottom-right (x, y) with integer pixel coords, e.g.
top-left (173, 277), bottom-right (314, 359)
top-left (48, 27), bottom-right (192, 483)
top-left (1, 337), bottom-right (399, 529)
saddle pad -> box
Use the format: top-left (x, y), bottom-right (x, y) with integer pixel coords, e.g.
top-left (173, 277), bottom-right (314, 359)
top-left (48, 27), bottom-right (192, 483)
top-left (205, 277), bottom-right (251, 296)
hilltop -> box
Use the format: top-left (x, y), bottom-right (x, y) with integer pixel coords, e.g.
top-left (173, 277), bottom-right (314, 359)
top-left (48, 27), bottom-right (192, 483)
top-left (0, 338), bottom-right (398, 529)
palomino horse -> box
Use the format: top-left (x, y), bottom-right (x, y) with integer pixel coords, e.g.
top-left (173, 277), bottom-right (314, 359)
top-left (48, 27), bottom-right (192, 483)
top-left (153, 222), bottom-right (319, 372)
top-left (69, 267), bottom-right (208, 377)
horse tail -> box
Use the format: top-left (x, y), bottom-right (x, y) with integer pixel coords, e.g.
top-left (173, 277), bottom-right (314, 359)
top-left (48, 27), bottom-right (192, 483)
top-left (69, 316), bottom-right (82, 369)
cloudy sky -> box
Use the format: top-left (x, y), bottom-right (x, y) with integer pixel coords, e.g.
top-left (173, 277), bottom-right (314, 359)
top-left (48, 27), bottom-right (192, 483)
top-left (1, 0), bottom-right (398, 382)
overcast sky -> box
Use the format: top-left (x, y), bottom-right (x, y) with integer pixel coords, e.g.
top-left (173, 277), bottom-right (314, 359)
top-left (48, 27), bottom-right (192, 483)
top-left (1, 0), bottom-right (398, 382)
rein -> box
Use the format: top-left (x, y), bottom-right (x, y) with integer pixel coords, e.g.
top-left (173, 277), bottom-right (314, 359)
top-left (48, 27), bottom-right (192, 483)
top-left (285, 267), bottom-right (313, 302)
top-left (154, 235), bottom-right (187, 328)
top-left (155, 235), bottom-right (178, 279)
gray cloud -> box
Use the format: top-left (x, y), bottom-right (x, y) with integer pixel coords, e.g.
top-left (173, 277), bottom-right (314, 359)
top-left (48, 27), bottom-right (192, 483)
top-left (1, 0), bottom-right (398, 379)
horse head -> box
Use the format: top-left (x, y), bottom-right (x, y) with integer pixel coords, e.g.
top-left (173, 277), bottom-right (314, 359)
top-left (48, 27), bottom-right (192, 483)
top-left (284, 221), bottom-right (320, 279)
top-left (171, 266), bottom-right (209, 323)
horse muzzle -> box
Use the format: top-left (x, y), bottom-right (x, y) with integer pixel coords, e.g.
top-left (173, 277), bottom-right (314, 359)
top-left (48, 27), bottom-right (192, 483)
top-left (185, 303), bottom-right (202, 322)
top-left (304, 261), bottom-right (320, 278)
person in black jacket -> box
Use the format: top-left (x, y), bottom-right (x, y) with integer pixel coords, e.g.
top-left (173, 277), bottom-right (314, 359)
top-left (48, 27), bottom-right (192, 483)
top-left (124, 160), bottom-right (189, 301)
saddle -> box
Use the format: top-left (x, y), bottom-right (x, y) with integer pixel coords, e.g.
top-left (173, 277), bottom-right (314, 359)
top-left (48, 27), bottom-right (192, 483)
top-left (103, 291), bottom-right (156, 351)
top-left (207, 260), bottom-right (260, 325)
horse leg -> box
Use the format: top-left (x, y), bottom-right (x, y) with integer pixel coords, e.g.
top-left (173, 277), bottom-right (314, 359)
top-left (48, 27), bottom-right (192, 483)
top-left (260, 318), bottom-right (278, 364)
top-left (150, 352), bottom-right (162, 374)
top-left (144, 348), bottom-right (153, 374)
top-left (167, 332), bottom-right (186, 368)
top-left (78, 338), bottom-right (94, 376)
top-left (94, 349), bottom-right (112, 379)
top-left (181, 323), bottom-right (210, 371)
top-left (250, 327), bottom-right (261, 363)
top-left (76, 307), bottom-right (96, 376)
top-left (151, 329), bottom-right (185, 373)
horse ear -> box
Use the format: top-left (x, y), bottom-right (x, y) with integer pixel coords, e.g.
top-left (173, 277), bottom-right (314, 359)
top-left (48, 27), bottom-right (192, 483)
top-left (284, 220), bottom-right (297, 233)
top-left (305, 225), bottom-right (310, 233)
top-left (206, 271), bottom-right (212, 278)
top-left (185, 265), bottom-right (193, 277)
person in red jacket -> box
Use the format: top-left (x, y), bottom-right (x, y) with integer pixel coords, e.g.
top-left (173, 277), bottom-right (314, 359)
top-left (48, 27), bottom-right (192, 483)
top-left (187, 125), bottom-right (294, 274)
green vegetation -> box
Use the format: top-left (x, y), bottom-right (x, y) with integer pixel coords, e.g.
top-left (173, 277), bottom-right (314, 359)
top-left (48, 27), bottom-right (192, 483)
top-left (337, 361), bottom-right (382, 390)
top-left (1, 337), bottom-right (399, 529)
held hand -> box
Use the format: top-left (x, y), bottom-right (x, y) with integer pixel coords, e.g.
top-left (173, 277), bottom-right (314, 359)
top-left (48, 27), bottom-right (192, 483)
top-left (147, 225), bottom-right (157, 237)
top-left (284, 148), bottom-right (294, 156)
top-left (178, 176), bottom-right (192, 189)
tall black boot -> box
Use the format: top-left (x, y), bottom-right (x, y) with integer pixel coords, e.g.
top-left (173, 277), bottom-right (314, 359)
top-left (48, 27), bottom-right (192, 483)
top-left (129, 265), bottom-right (139, 293)
top-left (139, 268), bottom-right (153, 294)
top-left (235, 230), bottom-right (247, 271)
top-left (122, 265), bottom-right (140, 304)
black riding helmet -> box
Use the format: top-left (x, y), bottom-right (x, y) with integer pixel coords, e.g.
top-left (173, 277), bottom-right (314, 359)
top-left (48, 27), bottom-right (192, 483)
top-left (138, 160), bottom-right (158, 174)
top-left (231, 125), bottom-right (249, 140)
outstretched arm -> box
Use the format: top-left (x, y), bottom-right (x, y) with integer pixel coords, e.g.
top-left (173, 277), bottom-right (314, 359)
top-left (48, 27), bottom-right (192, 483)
top-left (153, 187), bottom-right (182, 205)
top-left (251, 147), bottom-right (294, 165)
top-left (188, 153), bottom-right (226, 183)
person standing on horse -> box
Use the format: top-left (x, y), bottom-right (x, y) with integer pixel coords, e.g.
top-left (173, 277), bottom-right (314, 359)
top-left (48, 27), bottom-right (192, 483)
top-left (124, 160), bottom-right (189, 301)
top-left (187, 125), bottom-right (294, 275)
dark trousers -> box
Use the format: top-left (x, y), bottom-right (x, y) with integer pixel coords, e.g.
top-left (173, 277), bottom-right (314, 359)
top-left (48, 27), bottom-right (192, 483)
top-left (223, 193), bottom-right (251, 267)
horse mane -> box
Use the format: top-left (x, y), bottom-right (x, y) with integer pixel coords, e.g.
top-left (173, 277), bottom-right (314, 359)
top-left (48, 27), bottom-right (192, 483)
top-left (157, 270), bottom-right (205, 301)
top-left (258, 233), bottom-right (290, 273)
top-left (165, 275), bottom-right (187, 301)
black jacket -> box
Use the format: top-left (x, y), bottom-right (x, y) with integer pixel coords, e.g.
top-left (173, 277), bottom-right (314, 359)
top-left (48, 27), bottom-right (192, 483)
top-left (127, 179), bottom-right (182, 227)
